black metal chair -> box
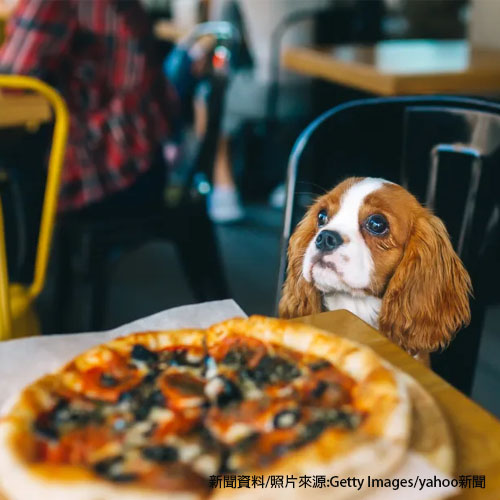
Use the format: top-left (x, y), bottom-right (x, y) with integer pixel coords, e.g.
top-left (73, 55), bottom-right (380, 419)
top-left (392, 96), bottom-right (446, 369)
top-left (276, 96), bottom-right (500, 395)
top-left (54, 23), bottom-right (240, 332)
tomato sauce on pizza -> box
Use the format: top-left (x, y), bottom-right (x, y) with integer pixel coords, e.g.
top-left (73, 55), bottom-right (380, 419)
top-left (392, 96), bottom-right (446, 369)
top-left (0, 317), bottom-right (410, 500)
top-left (29, 338), bottom-right (362, 486)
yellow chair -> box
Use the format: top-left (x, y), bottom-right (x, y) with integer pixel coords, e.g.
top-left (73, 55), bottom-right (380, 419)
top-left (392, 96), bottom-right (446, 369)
top-left (0, 75), bottom-right (69, 340)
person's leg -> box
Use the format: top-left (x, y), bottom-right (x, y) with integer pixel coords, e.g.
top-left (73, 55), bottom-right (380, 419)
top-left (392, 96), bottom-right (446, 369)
top-left (205, 0), bottom-right (246, 223)
top-left (213, 136), bottom-right (235, 188)
top-left (208, 135), bottom-right (244, 223)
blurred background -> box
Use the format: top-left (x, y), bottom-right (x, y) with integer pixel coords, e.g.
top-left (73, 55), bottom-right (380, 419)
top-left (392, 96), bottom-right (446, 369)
top-left (0, 0), bottom-right (499, 416)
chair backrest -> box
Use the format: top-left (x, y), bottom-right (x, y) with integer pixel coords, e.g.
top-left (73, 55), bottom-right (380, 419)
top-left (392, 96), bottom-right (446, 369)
top-left (0, 75), bottom-right (69, 339)
top-left (277, 95), bottom-right (500, 393)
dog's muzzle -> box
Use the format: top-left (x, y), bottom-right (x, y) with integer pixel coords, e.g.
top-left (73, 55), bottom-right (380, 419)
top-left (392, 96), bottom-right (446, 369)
top-left (315, 230), bottom-right (343, 253)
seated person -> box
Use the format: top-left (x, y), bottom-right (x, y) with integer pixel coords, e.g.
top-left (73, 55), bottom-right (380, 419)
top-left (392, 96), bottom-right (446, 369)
top-left (0, 0), bottom-right (180, 215)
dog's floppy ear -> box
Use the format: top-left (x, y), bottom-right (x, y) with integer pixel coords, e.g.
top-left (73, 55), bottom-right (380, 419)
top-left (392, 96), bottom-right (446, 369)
top-left (279, 211), bottom-right (323, 319)
top-left (379, 213), bottom-right (472, 353)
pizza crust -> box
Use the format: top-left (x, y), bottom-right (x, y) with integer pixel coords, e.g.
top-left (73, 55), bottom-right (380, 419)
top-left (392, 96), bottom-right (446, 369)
top-left (105, 329), bottom-right (206, 355)
top-left (79, 329), bottom-right (206, 370)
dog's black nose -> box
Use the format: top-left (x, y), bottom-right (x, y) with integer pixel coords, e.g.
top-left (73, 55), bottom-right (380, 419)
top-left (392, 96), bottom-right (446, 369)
top-left (315, 230), bottom-right (343, 252)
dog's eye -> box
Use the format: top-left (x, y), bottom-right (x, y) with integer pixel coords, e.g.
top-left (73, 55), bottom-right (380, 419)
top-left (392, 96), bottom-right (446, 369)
top-left (317, 209), bottom-right (328, 227)
top-left (365, 214), bottom-right (389, 235)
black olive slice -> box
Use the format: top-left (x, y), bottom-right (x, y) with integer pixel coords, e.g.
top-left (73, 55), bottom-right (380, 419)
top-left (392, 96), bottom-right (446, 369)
top-left (309, 360), bottom-right (331, 372)
top-left (143, 368), bottom-right (161, 384)
top-left (131, 344), bottom-right (158, 363)
top-left (149, 389), bottom-right (166, 406)
top-left (93, 455), bottom-right (123, 477)
top-left (251, 355), bottom-right (273, 384)
top-left (217, 379), bottom-right (242, 408)
top-left (100, 373), bottom-right (119, 387)
top-left (33, 419), bottom-right (59, 441)
top-left (142, 445), bottom-right (178, 463)
top-left (222, 349), bottom-right (246, 367)
top-left (250, 355), bottom-right (301, 385)
top-left (129, 389), bottom-right (166, 420)
top-left (205, 376), bottom-right (242, 408)
top-left (311, 380), bottom-right (328, 398)
top-left (273, 357), bottom-right (301, 381)
top-left (108, 473), bottom-right (138, 483)
top-left (336, 410), bottom-right (362, 429)
top-left (298, 420), bottom-right (326, 446)
top-left (93, 457), bottom-right (137, 483)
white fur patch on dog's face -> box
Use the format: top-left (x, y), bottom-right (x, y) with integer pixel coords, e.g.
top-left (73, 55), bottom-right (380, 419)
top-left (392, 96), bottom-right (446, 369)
top-left (302, 178), bottom-right (387, 295)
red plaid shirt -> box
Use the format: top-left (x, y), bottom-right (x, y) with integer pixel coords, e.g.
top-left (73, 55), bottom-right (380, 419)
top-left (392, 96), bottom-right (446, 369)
top-left (0, 0), bottom-right (177, 211)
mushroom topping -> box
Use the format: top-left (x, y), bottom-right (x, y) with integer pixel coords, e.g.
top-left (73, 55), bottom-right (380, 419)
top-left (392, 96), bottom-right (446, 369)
top-left (273, 409), bottom-right (301, 429)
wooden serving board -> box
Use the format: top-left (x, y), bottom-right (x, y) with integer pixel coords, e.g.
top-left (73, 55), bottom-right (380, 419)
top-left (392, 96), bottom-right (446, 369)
top-left (403, 372), bottom-right (455, 475)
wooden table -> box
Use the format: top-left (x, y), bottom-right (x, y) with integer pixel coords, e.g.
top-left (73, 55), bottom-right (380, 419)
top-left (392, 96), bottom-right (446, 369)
top-left (298, 309), bottom-right (500, 500)
top-left (0, 3), bottom-right (11, 21)
top-left (283, 40), bottom-right (500, 96)
top-left (0, 93), bottom-right (52, 129)
top-left (0, 3), bottom-right (10, 44)
top-left (154, 19), bottom-right (188, 43)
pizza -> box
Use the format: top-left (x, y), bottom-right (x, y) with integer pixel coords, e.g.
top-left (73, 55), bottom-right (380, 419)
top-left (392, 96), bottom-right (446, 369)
top-left (0, 316), bottom-right (410, 500)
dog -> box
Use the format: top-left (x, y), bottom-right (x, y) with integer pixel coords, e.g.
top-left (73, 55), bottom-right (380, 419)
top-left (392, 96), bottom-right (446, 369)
top-left (279, 177), bottom-right (472, 361)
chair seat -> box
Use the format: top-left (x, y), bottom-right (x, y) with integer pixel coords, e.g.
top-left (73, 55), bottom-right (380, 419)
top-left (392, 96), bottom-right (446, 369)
top-left (8, 283), bottom-right (40, 339)
top-left (53, 194), bottom-right (229, 332)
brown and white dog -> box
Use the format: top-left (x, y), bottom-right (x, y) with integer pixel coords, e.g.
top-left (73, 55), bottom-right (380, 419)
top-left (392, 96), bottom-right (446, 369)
top-left (279, 177), bottom-right (472, 360)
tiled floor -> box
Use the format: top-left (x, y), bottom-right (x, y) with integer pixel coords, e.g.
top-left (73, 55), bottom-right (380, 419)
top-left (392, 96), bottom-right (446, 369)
top-left (47, 204), bottom-right (500, 418)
